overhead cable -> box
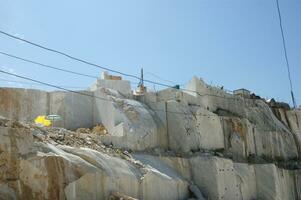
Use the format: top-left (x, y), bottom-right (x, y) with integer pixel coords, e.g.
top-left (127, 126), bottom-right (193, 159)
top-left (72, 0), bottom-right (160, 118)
top-left (0, 30), bottom-right (206, 95)
top-left (275, 0), bottom-right (297, 108)
top-left (0, 51), bottom-right (98, 79)
top-left (0, 50), bottom-right (264, 102)
top-left (0, 30), bottom-right (272, 102)
top-left (0, 78), bottom-right (87, 89)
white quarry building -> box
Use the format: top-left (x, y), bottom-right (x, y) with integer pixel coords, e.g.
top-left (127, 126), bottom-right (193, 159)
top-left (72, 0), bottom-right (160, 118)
top-left (0, 72), bottom-right (300, 200)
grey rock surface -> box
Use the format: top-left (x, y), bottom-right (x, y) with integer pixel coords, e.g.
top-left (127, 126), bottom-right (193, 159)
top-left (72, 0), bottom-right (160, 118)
top-left (1, 76), bottom-right (301, 199)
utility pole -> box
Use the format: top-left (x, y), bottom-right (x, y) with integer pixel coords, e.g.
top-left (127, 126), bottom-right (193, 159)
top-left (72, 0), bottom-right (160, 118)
top-left (135, 68), bottom-right (146, 95)
top-left (139, 68), bottom-right (144, 88)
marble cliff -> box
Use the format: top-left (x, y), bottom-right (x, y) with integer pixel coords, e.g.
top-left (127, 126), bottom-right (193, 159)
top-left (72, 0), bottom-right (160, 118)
top-left (0, 73), bottom-right (300, 200)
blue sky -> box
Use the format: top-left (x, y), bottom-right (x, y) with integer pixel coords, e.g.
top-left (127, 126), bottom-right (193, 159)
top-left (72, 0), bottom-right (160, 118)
top-left (0, 0), bottom-right (300, 106)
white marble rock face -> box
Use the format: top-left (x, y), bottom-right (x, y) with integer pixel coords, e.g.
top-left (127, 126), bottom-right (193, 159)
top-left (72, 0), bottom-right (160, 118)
top-left (0, 76), bottom-right (301, 200)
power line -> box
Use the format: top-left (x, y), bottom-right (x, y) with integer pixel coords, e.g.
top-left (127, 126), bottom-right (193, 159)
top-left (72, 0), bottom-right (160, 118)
top-left (0, 47), bottom-right (204, 98)
top-left (0, 78), bottom-right (87, 89)
top-left (0, 51), bottom-right (98, 79)
top-left (0, 49), bottom-right (260, 102)
top-left (275, 0), bottom-right (297, 108)
top-left (0, 30), bottom-right (140, 79)
top-left (0, 30), bottom-right (161, 85)
top-left (0, 30), bottom-right (270, 102)
top-left (145, 71), bottom-right (179, 85)
top-left (0, 50), bottom-right (144, 87)
top-left (0, 30), bottom-right (242, 98)
top-left (0, 30), bottom-right (203, 94)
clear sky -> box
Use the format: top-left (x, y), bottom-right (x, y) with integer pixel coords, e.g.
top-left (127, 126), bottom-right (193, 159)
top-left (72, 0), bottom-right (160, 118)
top-left (0, 0), bottom-right (300, 106)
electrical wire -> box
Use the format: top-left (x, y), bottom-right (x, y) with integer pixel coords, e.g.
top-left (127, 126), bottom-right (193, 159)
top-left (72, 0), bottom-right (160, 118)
top-left (1, 29), bottom-right (270, 103)
top-left (275, 0), bottom-right (297, 108)
top-left (0, 78), bottom-right (87, 89)
top-left (0, 49), bottom-right (241, 100)
top-left (0, 31), bottom-right (276, 102)
top-left (0, 51), bottom-right (98, 79)
top-left (145, 71), bottom-right (179, 85)
top-left (0, 30), bottom-right (217, 95)
top-left (0, 30), bottom-right (141, 79)
top-left (0, 50), bottom-right (148, 88)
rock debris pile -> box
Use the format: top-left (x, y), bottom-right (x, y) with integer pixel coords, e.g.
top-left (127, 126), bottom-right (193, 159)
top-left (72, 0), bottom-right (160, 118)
top-left (35, 124), bottom-right (108, 150)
